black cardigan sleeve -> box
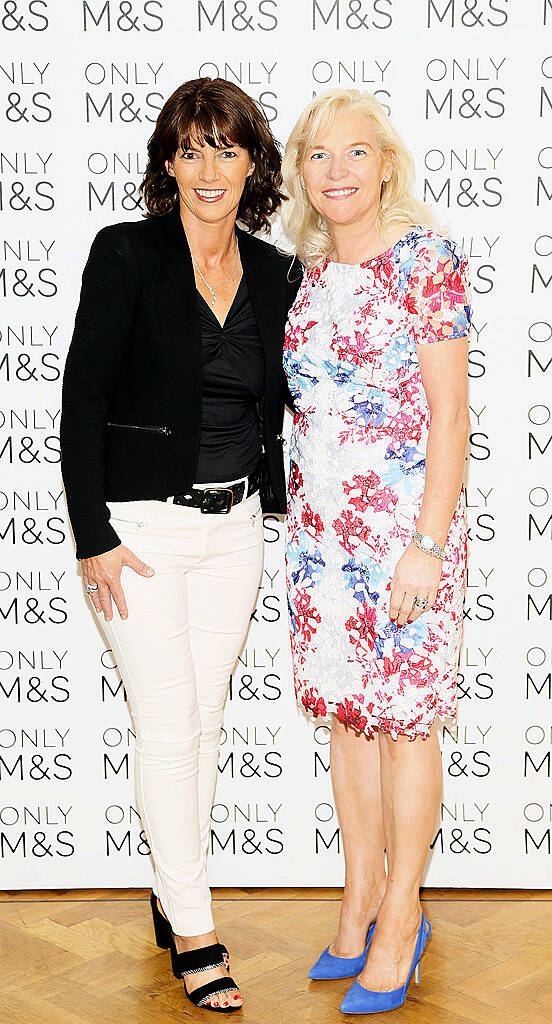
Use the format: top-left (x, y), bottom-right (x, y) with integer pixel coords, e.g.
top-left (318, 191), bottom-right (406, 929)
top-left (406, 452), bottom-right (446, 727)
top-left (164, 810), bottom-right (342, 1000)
top-left (60, 226), bottom-right (139, 560)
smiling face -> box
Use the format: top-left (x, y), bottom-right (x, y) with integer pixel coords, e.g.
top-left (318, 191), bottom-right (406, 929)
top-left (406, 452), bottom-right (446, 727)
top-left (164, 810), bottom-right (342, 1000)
top-left (301, 110), bottom-right (392, 230)
top-left (166, 133), bottom-right (254, 225)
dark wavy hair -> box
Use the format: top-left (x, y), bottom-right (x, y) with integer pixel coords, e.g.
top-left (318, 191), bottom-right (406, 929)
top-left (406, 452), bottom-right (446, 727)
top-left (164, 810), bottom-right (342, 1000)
top-left (140, 78), bottom-right (284, 233)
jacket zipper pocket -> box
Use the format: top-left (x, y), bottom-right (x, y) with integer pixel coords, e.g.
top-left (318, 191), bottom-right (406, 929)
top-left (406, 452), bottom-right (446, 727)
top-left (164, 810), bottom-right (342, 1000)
top-left (107, 421), bottom-right (172, 437)
top-left (109, 515), bottom-right (148, 529)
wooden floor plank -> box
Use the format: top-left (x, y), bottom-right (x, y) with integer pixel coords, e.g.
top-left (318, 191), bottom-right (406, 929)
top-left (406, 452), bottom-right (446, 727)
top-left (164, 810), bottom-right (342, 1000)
top-left (2, 886), bottom-right (550, 903)
top-left (0, 889), bottom-right (549, 1023)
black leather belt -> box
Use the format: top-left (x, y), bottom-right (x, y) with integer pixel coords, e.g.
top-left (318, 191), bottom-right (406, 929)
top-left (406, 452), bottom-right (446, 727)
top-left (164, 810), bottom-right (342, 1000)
top-left (167, 465), bottom-right (262, 514)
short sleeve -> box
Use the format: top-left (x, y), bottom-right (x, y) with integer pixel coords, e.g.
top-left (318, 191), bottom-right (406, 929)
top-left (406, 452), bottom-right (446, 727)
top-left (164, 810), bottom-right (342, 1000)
top-left (406, 236), bottom-right (472, 344)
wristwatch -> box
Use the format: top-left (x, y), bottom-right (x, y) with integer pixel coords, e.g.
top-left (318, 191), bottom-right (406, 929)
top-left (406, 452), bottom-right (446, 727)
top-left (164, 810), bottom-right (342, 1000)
top-left (411, 531), bottom-right (446, 560)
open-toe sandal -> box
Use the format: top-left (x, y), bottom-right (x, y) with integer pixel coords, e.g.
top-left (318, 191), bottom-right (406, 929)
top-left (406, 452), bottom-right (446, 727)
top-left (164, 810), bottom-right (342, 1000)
top-left (170, 939), bottom-right (240, 1013)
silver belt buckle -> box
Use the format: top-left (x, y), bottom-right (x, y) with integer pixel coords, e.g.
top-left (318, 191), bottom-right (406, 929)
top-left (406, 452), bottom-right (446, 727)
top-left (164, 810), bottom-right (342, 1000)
top-left (201, 487), bottom-right (234, 514)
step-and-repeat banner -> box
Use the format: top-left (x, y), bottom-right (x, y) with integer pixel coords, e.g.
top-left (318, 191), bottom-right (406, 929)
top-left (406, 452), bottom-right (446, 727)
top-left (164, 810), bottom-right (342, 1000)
top-left (1, 1), bottom-right (550, 889)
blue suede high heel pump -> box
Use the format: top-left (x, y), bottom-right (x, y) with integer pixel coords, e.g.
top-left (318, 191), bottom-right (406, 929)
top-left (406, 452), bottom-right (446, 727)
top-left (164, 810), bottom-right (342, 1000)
top-left (308, 922), bottom-right (377, 980)
top-left (339, 912), bottom-right (431, 1013)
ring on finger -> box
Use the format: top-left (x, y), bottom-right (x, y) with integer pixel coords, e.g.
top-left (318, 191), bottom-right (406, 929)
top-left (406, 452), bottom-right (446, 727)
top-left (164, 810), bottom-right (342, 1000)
top-left (85, 580), bottom-right (99, 594)
top-left (413, 595), bottom-right (428, 611)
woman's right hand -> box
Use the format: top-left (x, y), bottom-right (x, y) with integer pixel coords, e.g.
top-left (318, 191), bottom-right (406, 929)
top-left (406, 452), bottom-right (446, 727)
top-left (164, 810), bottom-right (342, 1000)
top-left (81, 546), bottom-right (155, 621)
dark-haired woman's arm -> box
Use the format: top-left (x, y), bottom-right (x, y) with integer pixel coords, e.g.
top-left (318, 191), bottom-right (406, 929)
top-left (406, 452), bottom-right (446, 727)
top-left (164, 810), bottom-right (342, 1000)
top-left (283, 256), bottom-right (303, 412)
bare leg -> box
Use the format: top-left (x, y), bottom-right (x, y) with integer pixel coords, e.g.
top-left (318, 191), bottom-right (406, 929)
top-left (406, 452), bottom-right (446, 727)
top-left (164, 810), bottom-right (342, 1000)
top-left (357, 723), bottom-right (442, 991)
top-left (329, 717), bottom-right (387, 956)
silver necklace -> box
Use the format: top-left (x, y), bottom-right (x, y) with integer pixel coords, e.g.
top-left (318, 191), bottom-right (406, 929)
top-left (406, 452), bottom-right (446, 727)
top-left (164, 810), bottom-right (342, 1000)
top-left (191, 236), bottom-right (239, 306)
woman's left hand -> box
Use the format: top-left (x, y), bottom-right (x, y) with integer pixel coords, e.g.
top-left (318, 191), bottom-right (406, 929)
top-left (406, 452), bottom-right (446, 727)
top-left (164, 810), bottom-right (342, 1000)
top-left (389, 543), bottom-right (443, 627)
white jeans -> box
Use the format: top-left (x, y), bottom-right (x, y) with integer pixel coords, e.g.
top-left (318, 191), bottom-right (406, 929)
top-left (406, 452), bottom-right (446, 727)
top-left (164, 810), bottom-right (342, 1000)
top-left (93, 485), bottom-right (264, 935)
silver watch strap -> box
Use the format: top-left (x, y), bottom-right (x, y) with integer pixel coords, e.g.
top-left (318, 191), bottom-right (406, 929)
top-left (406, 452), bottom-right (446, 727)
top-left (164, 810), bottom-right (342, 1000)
top-left (411, 531), bottom-right (446, 560)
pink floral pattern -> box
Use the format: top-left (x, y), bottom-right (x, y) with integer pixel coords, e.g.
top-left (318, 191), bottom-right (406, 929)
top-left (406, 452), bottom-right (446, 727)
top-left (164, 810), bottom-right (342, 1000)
top-left (283, 228), bottom-right (471, 741)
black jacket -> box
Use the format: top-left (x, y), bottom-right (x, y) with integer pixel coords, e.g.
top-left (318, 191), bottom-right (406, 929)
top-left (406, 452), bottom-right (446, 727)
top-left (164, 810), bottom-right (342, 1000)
top-left (60, 206), bottom-right (301, 559)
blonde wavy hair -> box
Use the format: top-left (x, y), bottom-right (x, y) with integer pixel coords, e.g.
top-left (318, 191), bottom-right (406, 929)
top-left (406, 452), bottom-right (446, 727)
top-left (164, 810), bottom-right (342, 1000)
top-left (281, 89), bottom-right (435, 267)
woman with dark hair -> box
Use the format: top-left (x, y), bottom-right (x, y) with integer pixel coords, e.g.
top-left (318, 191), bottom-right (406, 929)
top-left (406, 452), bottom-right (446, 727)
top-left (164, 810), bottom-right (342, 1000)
top-left (60, 77), bottom-right (300, 1013)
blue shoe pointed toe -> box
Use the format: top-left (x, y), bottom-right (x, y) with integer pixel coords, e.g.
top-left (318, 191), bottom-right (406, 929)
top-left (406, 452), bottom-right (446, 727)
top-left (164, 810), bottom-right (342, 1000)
top-left (308, 922), bottom-right (376, 980)
top-left (339, 913), bottom-right (431, 1014)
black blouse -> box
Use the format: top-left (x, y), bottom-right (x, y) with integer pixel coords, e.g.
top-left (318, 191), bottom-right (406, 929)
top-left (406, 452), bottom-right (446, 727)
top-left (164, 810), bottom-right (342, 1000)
top-left (195, 273), bottom-right (266, 483)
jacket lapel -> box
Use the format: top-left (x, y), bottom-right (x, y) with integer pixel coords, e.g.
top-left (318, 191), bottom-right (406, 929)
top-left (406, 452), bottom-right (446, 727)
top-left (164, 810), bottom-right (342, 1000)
top-left (238, 226), bottom-right (286, 380)
top-left (154, 207), bottom-right (203, 454)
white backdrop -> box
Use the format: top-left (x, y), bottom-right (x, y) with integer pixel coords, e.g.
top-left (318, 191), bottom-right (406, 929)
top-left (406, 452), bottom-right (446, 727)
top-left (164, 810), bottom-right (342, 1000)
top-left (0, 0), bottom-right (551, 889)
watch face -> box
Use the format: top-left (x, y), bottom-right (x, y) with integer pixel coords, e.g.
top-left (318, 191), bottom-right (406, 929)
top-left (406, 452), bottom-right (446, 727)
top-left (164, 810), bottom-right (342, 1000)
top-left (421, 535), bottom-right (433, 550)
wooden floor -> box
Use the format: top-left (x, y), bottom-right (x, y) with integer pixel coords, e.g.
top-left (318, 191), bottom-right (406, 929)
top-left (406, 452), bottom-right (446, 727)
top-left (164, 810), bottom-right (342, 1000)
top-left (0, 888), bottom-right (550, 1024)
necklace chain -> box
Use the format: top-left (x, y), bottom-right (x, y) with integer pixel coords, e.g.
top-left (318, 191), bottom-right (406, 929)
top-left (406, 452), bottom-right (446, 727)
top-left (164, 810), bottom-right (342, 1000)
top-left (191, 236), bottom-right (239, 306)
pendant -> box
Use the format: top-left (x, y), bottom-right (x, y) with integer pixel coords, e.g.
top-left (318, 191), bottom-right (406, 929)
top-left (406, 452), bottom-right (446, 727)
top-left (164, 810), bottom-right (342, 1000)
top-left (209, 288), bottom-right (216, 305)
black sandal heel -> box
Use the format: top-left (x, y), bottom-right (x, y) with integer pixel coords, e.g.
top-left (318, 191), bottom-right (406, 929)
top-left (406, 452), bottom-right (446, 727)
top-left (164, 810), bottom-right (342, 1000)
top-left (149, 889), bottom-right (172, 949)
top-left (170, 940), bottom-right (240, 1012)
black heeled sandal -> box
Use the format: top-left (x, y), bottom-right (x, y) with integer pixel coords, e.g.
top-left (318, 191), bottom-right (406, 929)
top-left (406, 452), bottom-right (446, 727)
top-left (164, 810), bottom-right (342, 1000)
top-left (170, 939), bottom-right (239, 1012)
top-left (150, 889), bottom-right (172, 949)
top-left (149, 890), bottom-right (240, 1012)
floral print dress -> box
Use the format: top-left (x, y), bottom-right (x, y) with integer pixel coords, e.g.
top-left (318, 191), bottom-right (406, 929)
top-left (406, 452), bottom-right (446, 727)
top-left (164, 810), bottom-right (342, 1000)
top-left (283, 227), bottom-right (472, 741)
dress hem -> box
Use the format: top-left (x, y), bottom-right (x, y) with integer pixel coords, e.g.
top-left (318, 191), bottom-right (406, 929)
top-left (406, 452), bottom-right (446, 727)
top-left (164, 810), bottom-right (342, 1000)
top-left (299, 691), bottom-right (456, 742)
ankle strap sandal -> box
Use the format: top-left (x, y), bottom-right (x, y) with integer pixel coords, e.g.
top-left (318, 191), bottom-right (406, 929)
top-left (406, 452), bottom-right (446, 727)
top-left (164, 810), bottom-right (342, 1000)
top-left (170, 939), bottom-right (240, 1013)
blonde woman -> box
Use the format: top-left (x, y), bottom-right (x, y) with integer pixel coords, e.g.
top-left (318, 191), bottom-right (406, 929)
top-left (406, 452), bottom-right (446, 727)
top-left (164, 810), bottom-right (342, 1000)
top-left (281, 89), bottom-right (471, 1014)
